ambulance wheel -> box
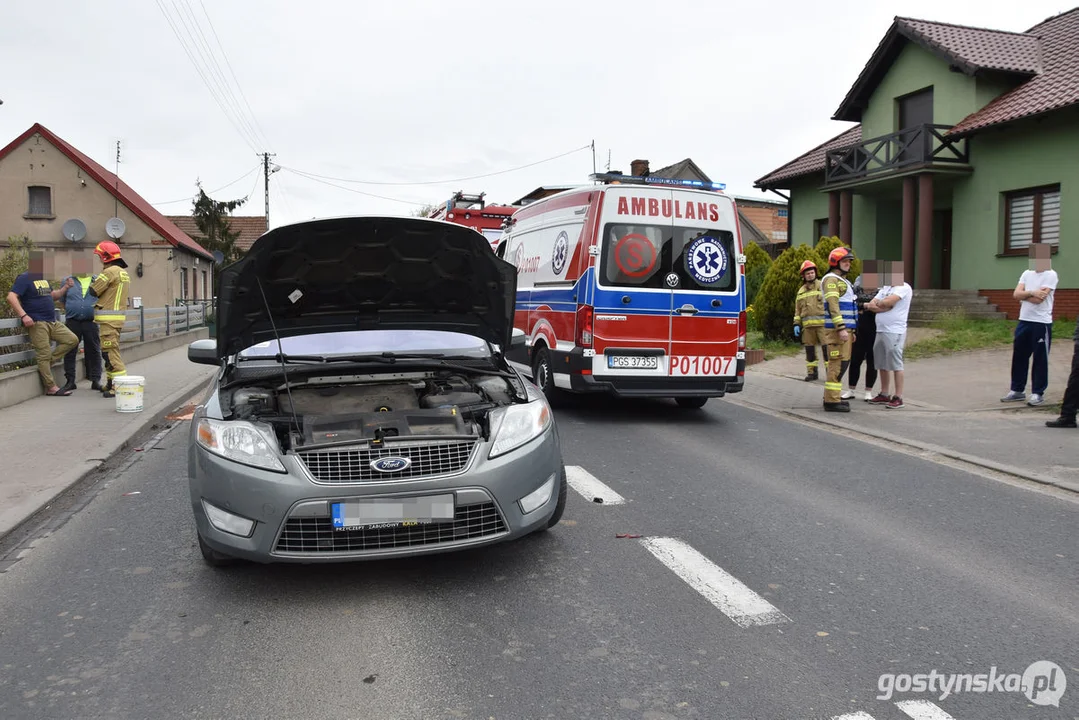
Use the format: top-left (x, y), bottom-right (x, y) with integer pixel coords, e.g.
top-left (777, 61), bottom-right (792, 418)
top-left (532, 346), bottom-right (556, 398)
top-left (675, 396), bottom-right (709, 409)
top-left (198, 533), bottom-right (236, 568)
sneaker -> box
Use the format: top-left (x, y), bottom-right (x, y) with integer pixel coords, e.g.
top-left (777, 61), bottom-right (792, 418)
top-left (886, 396), bottom-right (905, 409)
top-left (841, 389), bottom-right (855, 400)
top-left (1000, 391), bottom-right (1026, 403)
top-left (868, 393), bottom-right (891, 405)
top-left (1027, 394), bottom-right (1044, 406)
top-left (1046, 416), bottom-right (1077, 428)
top-left (864, 390), bottom-right (875, 402)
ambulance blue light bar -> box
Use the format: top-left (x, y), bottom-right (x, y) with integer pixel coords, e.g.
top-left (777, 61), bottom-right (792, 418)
top-left (589, 172), bottom-right (726, 191)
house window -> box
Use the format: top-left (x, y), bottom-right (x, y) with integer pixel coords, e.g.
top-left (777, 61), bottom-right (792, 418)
top-left (27, 186), bottom-right (52, 216)
top-left (202, 271), bottom-right (208, 301)
top-left (814, 218), bottom-right (831, 242)
top-left (180, 268), bottom-right (188, 301)
top-left (1005, 185), bottom-right (1061, 253)
top-left (777, 208), bottom-right (788, 218)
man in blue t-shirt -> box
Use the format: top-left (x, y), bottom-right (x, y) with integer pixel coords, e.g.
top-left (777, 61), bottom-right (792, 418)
top-left (6, 251), bottom-right (80, 396)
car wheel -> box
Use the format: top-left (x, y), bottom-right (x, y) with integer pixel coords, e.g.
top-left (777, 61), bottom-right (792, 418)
top-left (675, 396), bottom-right (708, 409)
top-left (531, 345), bottom-right (556, 398)
top-left (198, 533), bottom-right (236, 568)
top-left (541, 465), bottom-right (568, 531)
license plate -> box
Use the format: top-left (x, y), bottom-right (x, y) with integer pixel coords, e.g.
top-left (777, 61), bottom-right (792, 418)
top-left (607, 355), bottom-right (659, 369)
top-left (668, 355), bottom-right (737, 377)
top-left (331, 494), bottom-right (455, 530)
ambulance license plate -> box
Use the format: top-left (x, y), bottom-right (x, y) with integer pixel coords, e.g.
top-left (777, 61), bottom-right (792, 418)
top-left (668, 356), bottom-right (737, 377)
top-left (331, 494), bottom-right (455, 530)
top-left (607, 355), bottom-right (659, 370)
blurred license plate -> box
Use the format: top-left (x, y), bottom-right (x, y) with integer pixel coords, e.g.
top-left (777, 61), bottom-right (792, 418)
top-left (332, 494), bottom-right (455, 530)
top-left (607, 355), bottom-right (659, 369)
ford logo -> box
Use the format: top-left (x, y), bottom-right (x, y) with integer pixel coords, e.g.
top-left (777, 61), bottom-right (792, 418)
top-left (370, 456), bottom-right (412, 473)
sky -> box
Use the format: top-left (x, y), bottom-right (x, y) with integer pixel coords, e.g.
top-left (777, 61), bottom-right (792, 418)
top-left (1, 1), bottom-right (1072, 229)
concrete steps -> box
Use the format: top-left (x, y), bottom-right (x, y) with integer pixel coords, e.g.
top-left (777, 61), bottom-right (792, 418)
top-left (905, 289), bottom-right (1006, 326)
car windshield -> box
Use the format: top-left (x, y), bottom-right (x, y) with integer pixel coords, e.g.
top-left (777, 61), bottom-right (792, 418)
top-left (237, 330), bottom-right (490, 360)
top-left (599, 222), bottom-right (738, 292)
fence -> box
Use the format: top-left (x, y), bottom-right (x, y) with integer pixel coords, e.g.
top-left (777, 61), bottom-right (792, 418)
top-left (0, 301), bottom-right (211, 371)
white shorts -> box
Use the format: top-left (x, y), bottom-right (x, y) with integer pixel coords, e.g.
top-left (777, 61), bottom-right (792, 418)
top-left (874, 332), bottom-right (906, 371)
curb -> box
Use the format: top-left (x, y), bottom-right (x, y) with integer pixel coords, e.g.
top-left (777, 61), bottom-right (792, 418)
top-left (728, 396), bottom-right (1079, 496)
top-left (0, 374), bottom-right (213, 544)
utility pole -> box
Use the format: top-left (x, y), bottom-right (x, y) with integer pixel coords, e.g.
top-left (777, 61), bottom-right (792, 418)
top-left (261, 151), bottom-right (277, 227)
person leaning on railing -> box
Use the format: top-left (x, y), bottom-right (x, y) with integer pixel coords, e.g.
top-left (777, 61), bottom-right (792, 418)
top-left (6, 255), bottom-right (80, 397)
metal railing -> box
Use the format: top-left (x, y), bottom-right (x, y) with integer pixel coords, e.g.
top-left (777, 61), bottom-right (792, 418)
top-left (824, 123), bottom-right (970, 184)
top-left (0, 301), bottom-right (211, 371)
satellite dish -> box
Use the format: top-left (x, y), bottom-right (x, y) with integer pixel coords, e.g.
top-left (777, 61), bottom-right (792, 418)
top-left (105, 217), bottom-right (126, 239)
top-left (62, 218), bottom-right (87, 243)
top-left (212, 250), bottom-right (225, 264)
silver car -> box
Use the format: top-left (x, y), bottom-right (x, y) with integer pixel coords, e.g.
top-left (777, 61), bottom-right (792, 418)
top-left (186, 216), bottom-right (567, 566)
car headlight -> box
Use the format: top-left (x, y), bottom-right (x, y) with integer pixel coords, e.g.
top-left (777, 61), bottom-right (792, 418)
top-left (196, 418), bottom-right (286, 472)
top-left (489, 394), bottom-right (552, 459)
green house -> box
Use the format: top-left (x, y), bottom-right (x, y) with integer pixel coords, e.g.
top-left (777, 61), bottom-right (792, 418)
top-left (755, 9), bottom-right (1079, 318)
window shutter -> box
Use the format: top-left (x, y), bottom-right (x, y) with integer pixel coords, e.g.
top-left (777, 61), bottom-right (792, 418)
top-left (1040, 190), bottom-right (1060, 245)
top-left (1008, 195), bottom-right (1034, 249)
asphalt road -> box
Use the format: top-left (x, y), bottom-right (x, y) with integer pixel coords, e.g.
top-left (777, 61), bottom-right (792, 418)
top-left (0, 396), bottom-right (1076, 720)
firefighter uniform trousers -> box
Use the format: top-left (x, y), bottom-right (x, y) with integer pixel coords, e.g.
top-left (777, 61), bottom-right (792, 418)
top-left (821, 271), bottom-right (858, 405)
top-left (97, 321), bottom-right (126, 379)
top-left (794, 278), bottom-right (826, 376)
top-left (90, 264), bottom-right (131, 383)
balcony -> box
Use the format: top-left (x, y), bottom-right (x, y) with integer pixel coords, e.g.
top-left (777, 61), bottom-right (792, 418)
top-left (824, 124), bottom-right (970, 185)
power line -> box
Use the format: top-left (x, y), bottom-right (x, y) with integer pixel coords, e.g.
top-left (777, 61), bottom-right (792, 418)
top-left (281, 167), bottom-right (430, 207)
top-left (151, 165), bottom-right (260, 205)
top-left (279, 143), bottom-right (592, 187)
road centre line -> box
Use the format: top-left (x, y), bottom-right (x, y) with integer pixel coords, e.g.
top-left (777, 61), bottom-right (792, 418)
top-left (638, 537), bottom-right (790, 628)
top-left (894, 700), bottom-right (957, 719)
top-left (830, 713), bottom-right (876, 720)
top-left (565, 466), bottom-right (625, 505)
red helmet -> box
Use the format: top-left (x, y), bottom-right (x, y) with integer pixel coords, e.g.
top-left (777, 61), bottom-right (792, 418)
top-left (799, 260), bottom-right (818, 277)
top-left (828, 246), bottom-right (855, 268)
top-left (94, 241), bottom-right (126, 267)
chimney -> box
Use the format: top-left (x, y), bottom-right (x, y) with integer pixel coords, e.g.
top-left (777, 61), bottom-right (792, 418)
top-left (630, 159), bottom-right (650, 177)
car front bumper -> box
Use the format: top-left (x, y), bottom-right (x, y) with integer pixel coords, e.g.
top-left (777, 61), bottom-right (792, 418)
top-left (189, 425), bottom-right (563, 564)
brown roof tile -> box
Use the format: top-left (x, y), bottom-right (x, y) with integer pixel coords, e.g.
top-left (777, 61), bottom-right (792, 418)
top-left (896, 17), bottom-right (1042, 75)
top-left (951, 8), bottom-right (1079, 135)
top-left (754, 126), bottom-right (862, 188)
top-left (165, 215), bottom-right (267, 253)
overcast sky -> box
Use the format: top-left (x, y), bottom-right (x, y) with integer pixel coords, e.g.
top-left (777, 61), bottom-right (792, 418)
top-left (1, 1), bottom-right (1071, 228)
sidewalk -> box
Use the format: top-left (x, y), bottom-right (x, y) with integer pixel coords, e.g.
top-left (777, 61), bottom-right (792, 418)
top-left (0, 345), bottom-right (217, 539)
top-left (734, 346), bottom-right (1079, 493)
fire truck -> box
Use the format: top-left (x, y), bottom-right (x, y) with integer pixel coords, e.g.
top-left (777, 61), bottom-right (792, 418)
top-left (427, 192), bottom-right (515, 255)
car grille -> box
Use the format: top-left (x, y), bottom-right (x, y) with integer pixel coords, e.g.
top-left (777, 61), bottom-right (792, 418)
top-left (274, 502), bottom-right (507, 554)
top-left (297, 440), bottom-right (476, 484)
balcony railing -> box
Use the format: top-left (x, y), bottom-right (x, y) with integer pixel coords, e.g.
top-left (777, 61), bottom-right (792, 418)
top-left (824, 124), bottom-right (970, 184)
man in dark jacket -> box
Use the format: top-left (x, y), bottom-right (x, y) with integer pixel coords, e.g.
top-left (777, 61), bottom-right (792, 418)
top-left (58, 251), bottom-right (103, 393)
top-left (1046, 315), bottom-right (1079, 429)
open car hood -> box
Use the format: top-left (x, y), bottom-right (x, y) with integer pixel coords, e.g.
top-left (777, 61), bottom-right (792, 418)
top-left (214, 216), bottom-right (517, 359)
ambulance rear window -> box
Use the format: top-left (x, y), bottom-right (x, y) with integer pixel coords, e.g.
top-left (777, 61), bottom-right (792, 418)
top-left (600, 223), bottom-right (738, 292)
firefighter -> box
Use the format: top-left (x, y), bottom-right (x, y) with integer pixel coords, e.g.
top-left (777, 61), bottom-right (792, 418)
top-left (793, 260), bottom-right (825, 381)
top-left (820, 246), bottom-right (859, 412)
top-left (88, 241), bottom-right (132, 399)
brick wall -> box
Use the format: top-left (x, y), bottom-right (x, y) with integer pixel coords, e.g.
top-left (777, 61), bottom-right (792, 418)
top-left (979, 288), bottom-right (1079, 320)
top-left (739, 205), bottom-right (787, 242)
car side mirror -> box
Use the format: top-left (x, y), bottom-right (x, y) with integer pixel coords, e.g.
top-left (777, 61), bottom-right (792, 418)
top-left (511, 327), bottom-right (527, 349)
top-left (188, 338), bottom-right (218, 365)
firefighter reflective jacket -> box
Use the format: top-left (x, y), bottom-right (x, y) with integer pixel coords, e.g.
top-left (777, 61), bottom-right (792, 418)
top-left (821, 271), bottom-right (857, 331)
top-left (794, 278), bottom-right (825, 330)
top-left (91, 264), bottom-right (131, 326)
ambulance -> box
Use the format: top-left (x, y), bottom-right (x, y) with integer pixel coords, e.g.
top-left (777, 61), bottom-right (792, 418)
top-left (502, 173), bottom-right (747, 408)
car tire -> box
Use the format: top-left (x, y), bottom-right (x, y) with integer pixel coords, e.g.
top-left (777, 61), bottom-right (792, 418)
top-left (541, 465), bottom-right (568, 531)
top-left (198, 533), bottom-right (236, 568)
top-left (531, 345), bottom-right (557, 399)
top-left (675, 396), bottom-right (709, 409)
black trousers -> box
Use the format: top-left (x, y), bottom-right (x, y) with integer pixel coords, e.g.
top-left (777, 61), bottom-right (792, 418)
top-left (1060, 340), bottom-right (1079, 420)
top-left (63, 318), bottom-right (102, 383)
top-left (849, 322), bottom-right (877, 389)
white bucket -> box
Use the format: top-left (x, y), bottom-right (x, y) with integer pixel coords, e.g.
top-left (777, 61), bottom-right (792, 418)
top-left (114, 375), bottom-right (145, 413)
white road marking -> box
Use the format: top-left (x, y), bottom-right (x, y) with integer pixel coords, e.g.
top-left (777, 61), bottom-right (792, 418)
top-left (565, 466), bottom-right (625, 505)
top-left (896, 700), bottom-right (957, 719)
top-left (638, 537), bottom-right (790, 628)
top-left (830, 713), bottom-right (876, 720)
